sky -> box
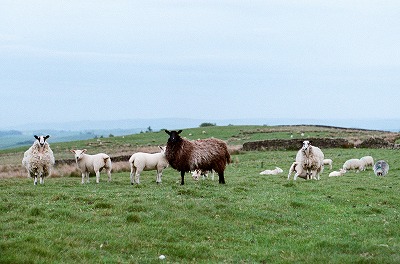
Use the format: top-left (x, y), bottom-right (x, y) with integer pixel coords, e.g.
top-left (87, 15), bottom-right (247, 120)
top-left (1, 1), bottom-right (399, 130)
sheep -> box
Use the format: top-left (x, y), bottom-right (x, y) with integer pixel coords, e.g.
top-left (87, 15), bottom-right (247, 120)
top-left (323, 159), bottom-right (333, 170)
top-left (22, 135), bottom-right (55, 185)
top-left (328, 168), bottom-right (347, 177)
top-left (129, 146), bottom-right (169, 184)
top-left (373, 160), bottom-right (389, 176)
top-left (70, 149), bottom-right (112, 184)
top-left (260, 167), bottom-right (283, 175)
top-left (164, 129), bottom-right (230, 185)
top-left (191, 169), bottom-right (214, 181)
top-left (360, 156), bottom-right (374, 170)
top-left (287, 161), bottom-right (310, 180)
top-left (293, 140), bottom-right (324, 180)
top-left (342, 159), bottom-right (364, 173)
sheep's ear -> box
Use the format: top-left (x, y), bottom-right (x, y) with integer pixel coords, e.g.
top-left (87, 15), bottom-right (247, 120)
top-left (177, 130), bottom-right (182, 134)
top-left (82, 149), bottom-right (87, 153)
top-left (34, 135), bottom-right (39, 140)
top-left (70, 149), bottom-right (75, 153)
top-left (165, 130), bottom-right (171, 135)
top-left (44, 135), bottom-right (50, 140)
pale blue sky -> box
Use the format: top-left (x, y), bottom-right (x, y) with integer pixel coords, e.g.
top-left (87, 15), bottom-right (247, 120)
top-left (1, 1), bottom-right (399, 129)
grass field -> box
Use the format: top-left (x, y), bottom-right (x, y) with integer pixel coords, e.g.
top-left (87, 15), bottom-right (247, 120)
top-left (1, 126), bottom-right (400, 263)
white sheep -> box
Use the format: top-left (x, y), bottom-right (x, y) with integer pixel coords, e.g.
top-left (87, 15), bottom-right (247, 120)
top-left (323, 159), bottom-right (333, 170)
top-left (129, 146), bottom-right (169, 184)
top-left (293, 140), bottom-right (324, 180)
top-left (360, 156), bottom-right (374, 170)
top-left (342, 159), bottom-right (364, 173)
top-left (373, 160), bottom-right (389, 176)
top-left (260, 167), bottom-right (283, 175)
top-left (70, 149), bottom-right (112, 184)
top-left (328, 168), bottom-right (346, 177)
top-left (287, 161), bottom-right (310, 180)
top-left (22, 135), bottom-right (55, 185)
top-left (191, 169), bottom-right (215, 181)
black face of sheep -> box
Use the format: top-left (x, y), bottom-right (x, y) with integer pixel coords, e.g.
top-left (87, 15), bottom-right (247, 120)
top-left (34, 135), bottom-right (50, 147)
top-left (165, 130), bottom-right (182, 143)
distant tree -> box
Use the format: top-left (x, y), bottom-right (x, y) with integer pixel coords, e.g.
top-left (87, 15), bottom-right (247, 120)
top-left (199, 122), bottom-right (216, 127)
top-left (109, 134), bottom-right (114, 138)
top-left (146, 126), bottom-right (153, 133)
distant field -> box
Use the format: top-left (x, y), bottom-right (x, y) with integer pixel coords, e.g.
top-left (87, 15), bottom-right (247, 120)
top-left (1, 125), bottom-right (400, 263)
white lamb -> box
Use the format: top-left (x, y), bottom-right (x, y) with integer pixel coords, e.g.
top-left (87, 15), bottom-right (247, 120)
top-left (260, 167), bottom-right (283, 175)
top-left (323, 159), bottom-right (333, 170)
top-left (129, 146), bottom-right (169, 184)
top-left (22, 135), bottom-right (55, 185)
top-left (329, 168), bottom-right (346, 177)
top-left (192, 169), bottom-right (215, 181)
top-left (293, 140), bottom-right (324, 180)
top-left (360, 156), bottom-right (374, 170)
top-left (342, 159), bottom-right (364, 173)
top-left (70, 149), bottom-right (112, 184)
top-left (287, 162), bottom-right (310, 180)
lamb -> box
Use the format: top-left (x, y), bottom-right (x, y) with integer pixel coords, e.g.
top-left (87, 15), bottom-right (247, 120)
top-left (260, 167), bottom-right (283, 175)
top-left (191, 169), bottom-right (215, 181)
top-left (287, 162), bottom-right (310, 180)
top-left (293, 140), bottom-right (324, 180)
top-left (164, 129), bottom-right (230, 185)
top-left (323, 159), bottom-right (333, 170)
top-left (70, 149), bottom-right (112, 184)
top-left (373, 160), bottom-right (389, 176)
top-left (328, 168), bottom-right (347, 177)
top-left (360, 156), bottom-right (374, 170)
top-left (129, 146), bottom-right (169, 184)
top-left (22, 135), bottom-right (55, 185)
top-left (342, 159), bottom-right (364, 173)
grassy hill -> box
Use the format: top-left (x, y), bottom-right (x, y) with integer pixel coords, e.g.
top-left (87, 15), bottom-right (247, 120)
top-left (1, 125), bottom-right (400, 263)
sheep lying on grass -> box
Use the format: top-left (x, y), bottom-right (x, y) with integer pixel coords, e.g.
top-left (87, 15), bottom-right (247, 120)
top-left (70, 149), bottom-right (112, 184)
top-left (129, 146), bottom-right (169, 184)
top-left (293, 140), bottom-right (324, 180)
top-left (191, 169), bottom-right (214, 181)
top-left (323, 159), bottom-right (333, 170)
top-left (373, 160), bottom-right (389, 176)
top-left (360, 156), bottom-right (374, 170)
top-left (165, 129), bottom-right (230, 185)
top-left (260, 167), bottom-right (283, 175)
top-left (329, 169), bottom-right (346, 177)
top-left (342, 159), bottom-right (364, 173)
top-left (22, 135), bottom-right (55, 185)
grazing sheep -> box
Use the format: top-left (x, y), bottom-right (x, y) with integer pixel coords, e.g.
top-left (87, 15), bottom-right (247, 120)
top-left (191, 169), bottom-right (214, 181)
top-left (164, 129), bottom-right (230, 185)
top-left (294, 140), bottom-right (324, 180)
top-left (70, 149), bottom-right (112, 184)
top-left (260, 167), bottom-right (283, 175)
top-left (287, 161), bottom-right (310, 180)
top-left (329, 169), bottom-right (347, 177)
top-left (22, 135), bottom-right (55, 185)
top-left (323, 159), bottom-right (333, 170)
top-left (373, 160), bottom-right (389, 176)
top-left (360, 156), bottom-right (374, 170)
top-left (342, 159), bottom-right (364, 173)
top-left (129, 146), bottom-right (169, 184)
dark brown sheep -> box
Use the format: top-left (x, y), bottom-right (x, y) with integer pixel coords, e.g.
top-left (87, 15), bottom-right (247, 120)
top-left (165, 130), bottom-right (230, 185)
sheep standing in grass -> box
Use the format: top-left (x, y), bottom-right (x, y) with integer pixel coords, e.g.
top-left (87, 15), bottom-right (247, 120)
top-left (342, 159), bottom-right (364, 173)
top-left (373, 160), bottom-right (389, 176)
top-left (22, 135), bottom-right (55, 185)
top-left (70, 149), bottom-right (112, 184)
top-left (164, 130), bottom-right (230, 185)
top-left (260, 167), bottom-right (283, 175)
top-left (329, 169), bottom-right (346, 177)
top-left (287, 161), bottom-right (310, 180)
top-left (323, 159), bottom-right (333, 170)
top-left (129, 146), bottom-right (169, 184)
top-left (360, 156), bottom-right (374, 170)
top-left (192, 169), bottom-right (214, 181)
top-left (293, 140), bottom-right (324, 180)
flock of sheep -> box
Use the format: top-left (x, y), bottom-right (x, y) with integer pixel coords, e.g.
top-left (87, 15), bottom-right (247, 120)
top-left (22, 132), bottom-right (389, 185)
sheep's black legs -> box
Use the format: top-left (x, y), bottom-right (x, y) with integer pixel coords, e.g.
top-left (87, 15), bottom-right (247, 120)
top-left (218, 172), bottom-right (225, 184)
top-left (180, 171), bottom-right (185, 185)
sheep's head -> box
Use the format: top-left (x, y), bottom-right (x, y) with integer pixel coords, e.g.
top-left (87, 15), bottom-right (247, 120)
top-left (301, 140), bottom-right (311, 151)
top-left (165, 130), bottom-right (183, 143)
top-left (70, 149), bottom-right (87, 162)
top-left (34, 135), bottom-right (50, 148)
top-left (158, 146), bottom-right (166, 154)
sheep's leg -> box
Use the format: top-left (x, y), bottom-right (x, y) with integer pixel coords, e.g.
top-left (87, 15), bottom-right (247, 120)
top-left (107, 169), bottom-right (111, 182)
top-left (135, 171), bottom-right (140, 184)
top-left (34, 176), bottom-right (38, 185)
top-left (180, 171), bottom-right (185, 185)
top-left (293, 173), bottom-right (298, 180)
top-left (211, 171), bottom-right (215, 181)
top-left (95, 171), bottom-right (100, 183)
top-left (218, 171), bottom-right (225, 184)
top-left (40, 176), bottom-right (44, 184)
top-left (81, 173), bottom-right (85, 184)
top-left (86, 172), bottom-right (90, 183)
top-left (130, 167), bottom-right (135, 185)
top-left (156, 169), bottom-right (162, 184)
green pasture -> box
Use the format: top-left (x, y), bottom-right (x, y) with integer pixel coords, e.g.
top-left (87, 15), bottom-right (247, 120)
top-left (1, 145), bottom-right (399, 263)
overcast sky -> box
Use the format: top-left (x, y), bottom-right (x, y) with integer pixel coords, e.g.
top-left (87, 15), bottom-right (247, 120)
top-left (1, 1), bottom-right (399, 129)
